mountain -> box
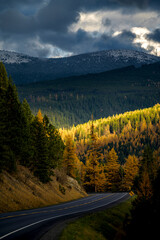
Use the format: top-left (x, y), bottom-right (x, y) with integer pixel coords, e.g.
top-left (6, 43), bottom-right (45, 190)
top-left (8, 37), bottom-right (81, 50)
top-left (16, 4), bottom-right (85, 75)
top-left (1, 49), bottom-right (160, 85)
top-left (18, 61), bottom-right (160, 128)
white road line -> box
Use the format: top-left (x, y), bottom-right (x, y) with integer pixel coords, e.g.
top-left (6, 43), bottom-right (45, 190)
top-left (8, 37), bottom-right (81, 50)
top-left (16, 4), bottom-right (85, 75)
top-left (0, 193), bottom-right (128, 239)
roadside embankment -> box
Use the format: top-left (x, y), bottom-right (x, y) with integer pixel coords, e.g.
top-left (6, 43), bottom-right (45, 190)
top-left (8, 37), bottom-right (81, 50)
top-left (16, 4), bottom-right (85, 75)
top-left (59, 198), bottom-right (133, 240)
top-left (0, 165), bottom-right (87, 213)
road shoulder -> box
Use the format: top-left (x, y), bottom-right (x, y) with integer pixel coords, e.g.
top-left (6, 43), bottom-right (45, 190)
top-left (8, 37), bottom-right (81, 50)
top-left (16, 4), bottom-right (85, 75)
top-left (40, 193), bottom-right (130, 240)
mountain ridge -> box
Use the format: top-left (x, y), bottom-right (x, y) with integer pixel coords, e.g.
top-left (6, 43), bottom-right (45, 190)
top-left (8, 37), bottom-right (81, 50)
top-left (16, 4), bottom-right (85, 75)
top-left (1, 49), bottom-right (160, 84)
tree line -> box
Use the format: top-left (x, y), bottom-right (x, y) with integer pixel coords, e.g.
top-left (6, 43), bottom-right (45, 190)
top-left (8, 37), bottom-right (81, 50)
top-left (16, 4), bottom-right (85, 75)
top-left (0, 63), bottom-right (64, 183)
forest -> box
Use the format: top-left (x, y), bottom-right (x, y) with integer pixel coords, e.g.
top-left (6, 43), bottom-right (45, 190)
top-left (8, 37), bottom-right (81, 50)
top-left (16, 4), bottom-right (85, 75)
top-left (1, 62), bottom-right (160, 238)
top-left (18, 62), bottom-right (160, 128)
top-left (1, 61), bottom-right (160, 191)
top-left (0, 62), bottom-right (64, 183)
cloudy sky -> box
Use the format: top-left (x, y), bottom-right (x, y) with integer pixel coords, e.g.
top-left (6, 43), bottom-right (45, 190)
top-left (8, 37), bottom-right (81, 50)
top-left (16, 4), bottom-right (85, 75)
top-left (0, 0), bottom-right (160, 58)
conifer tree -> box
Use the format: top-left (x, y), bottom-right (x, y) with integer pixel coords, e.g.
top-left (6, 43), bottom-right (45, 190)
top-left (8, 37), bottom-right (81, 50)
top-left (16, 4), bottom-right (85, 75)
top-left (37, 109), bottom-right (43, 123)
top-left (0, 66), bottom-right (25, 172)
top-left (22, 99), bottom-right (33, 124)
top-left (105, 148), bottom-right (120, 191)
top-left (123, 155), bottom-right (139, 191)
top-left (83, 121), bottom-right (105, 192)
top-left (63, 135), bottom-right (78, 178)
top-left (43, 115), bottom-right (64, 169)
top-left (31, 117), bottom-right (50, 183)
top-left (20, 99), bottom-right (33, 166)
top-left (0, 62), bottom-right (8, 90)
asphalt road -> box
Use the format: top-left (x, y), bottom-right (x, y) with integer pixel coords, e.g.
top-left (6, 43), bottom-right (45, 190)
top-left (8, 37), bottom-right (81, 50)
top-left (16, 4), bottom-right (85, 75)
top-left (0, 192), bottom-right (129, 240)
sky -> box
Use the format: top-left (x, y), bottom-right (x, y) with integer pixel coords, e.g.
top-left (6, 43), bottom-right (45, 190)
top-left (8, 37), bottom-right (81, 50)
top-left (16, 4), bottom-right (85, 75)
top-left (0, 0), bottom-right (160, 58)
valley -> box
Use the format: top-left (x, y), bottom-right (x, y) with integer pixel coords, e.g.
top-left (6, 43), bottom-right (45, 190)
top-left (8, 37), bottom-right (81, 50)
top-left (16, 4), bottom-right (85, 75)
top-left (0, 49), bottom-right (160, 239)
top-left (18, 62), bottom-right (160, 128)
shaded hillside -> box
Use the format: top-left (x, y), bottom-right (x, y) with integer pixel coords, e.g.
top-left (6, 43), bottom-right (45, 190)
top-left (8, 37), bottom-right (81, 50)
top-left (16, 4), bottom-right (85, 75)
top-left (1, 49), bottom-right (159, 85)
top-left (18, 61), bottom-right (160, 128)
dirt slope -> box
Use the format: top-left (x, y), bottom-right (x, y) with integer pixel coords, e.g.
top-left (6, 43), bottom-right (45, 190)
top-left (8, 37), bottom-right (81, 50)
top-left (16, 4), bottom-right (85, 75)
top-left (0, 166), bottom-right (87, 213)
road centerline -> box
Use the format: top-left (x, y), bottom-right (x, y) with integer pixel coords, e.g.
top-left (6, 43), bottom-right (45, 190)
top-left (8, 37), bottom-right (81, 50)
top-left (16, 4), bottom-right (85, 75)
top-left (0, 193), bottom-right (113, 220)
top-left (0, 193), bottom-right (128, 240)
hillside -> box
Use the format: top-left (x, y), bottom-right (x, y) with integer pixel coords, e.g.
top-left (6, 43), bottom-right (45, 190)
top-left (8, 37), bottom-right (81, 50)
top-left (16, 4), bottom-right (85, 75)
top-left (18, 61), bottom-right (160, 128)
top-left (60, 103), bottom-right (160, 166)
top-left (0, 165), bottom-right (87, 213)
top-left (1, 49), bottom-right (160, 85)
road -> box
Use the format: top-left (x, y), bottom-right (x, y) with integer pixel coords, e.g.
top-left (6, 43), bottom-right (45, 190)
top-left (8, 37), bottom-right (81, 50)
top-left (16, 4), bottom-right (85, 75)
top-left (0, 192), bottom-right (129, 240)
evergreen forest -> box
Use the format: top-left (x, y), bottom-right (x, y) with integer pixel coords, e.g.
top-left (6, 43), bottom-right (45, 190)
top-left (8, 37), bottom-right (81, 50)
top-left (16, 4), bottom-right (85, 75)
top-left (18, 62), bottom-right (160, 128)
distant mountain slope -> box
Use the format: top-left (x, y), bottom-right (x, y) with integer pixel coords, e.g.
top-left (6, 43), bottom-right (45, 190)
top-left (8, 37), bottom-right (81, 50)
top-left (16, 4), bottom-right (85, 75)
top-left (1, 49), bottom-right (160, 84)
top-left (18, 61), bottom-right (160, 128)
top-left (0, 50), bottom-right (34, 64)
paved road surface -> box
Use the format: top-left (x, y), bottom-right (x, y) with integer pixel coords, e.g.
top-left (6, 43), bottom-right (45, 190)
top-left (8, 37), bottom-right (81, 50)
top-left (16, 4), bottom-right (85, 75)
top-left (0, 192), bottom-right (129, 240)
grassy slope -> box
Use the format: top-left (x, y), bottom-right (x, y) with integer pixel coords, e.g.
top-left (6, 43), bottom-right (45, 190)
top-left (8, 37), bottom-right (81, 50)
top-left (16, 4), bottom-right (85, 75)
top-left (0, 166), bottom-right (87, 213)
top-left (60, 198), bottom-right (133, 240)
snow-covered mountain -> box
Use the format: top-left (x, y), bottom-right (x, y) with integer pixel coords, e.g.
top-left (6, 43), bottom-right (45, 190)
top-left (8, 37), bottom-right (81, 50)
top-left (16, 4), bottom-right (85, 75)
top-left (1, 49), bottom-right (160, 84)
top-left (0, 50), bottom-right (34, 64)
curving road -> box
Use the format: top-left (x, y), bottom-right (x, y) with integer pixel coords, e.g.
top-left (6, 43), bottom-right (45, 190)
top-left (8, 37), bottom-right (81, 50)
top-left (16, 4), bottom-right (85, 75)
top-left (0, 192), bottom-right (129, 240)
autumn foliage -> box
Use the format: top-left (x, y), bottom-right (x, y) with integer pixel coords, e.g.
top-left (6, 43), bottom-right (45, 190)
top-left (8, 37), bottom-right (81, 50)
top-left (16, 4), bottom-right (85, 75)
top-left (60, 104), bottom-right (160, 192)
top-left (1, 62), bottom-right (160, 194)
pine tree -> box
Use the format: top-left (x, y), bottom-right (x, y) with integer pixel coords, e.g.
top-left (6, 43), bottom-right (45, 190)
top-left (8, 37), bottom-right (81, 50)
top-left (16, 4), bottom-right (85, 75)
top-left (20, 99), bottom-right (33, 167)
top-left (21, 99), bottom-right (33, 124)
top-left (0, 68), bottom-right (25, 172)
top-left (43, 115), bottom-right (64, 169)
top-left (31, 117), bottom-right (50, 183)
top-left (0, 62), bottom-right (8, 90)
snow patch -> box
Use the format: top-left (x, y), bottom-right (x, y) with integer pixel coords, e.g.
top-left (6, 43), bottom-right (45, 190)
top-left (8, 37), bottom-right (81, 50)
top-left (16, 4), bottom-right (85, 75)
top-left (0, 50), bottom-right (33, 64)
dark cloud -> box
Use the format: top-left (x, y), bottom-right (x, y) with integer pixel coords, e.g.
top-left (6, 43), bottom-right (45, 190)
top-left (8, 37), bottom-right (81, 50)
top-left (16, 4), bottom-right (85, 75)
top-left (37, 0), bottom-right (80, 32)
top-left (38, 28), bottom-right (138, 55)
top-left (0, 0), bottom-right (45, 11)
top-left (102, 18), bottom-right (111, 27)
top-left (0, 10), bottom-right (36, 33)
top-left (0, 0), bottom-right (160, 57)
top-left (146, 28), bottom-right (160, 43)
top-left (93, 30), bottom-right (137, 53)
top-left (116, 0), bottom-right (149, 9)
top-left (118, 30), bottom-right (137, 41)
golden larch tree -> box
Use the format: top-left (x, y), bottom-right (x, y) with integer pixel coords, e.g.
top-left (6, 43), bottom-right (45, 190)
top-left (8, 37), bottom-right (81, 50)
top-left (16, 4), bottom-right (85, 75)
top-left (63, 135), bottom-right (79, 178)
top-left (37, 109), bottom-right (43, 123)
top-left (122, 155), bottom-right (139, 191)
top-left (105, 148), bottom-right (120, 191)
top-left (83, 121), bottom-right (105, 192)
